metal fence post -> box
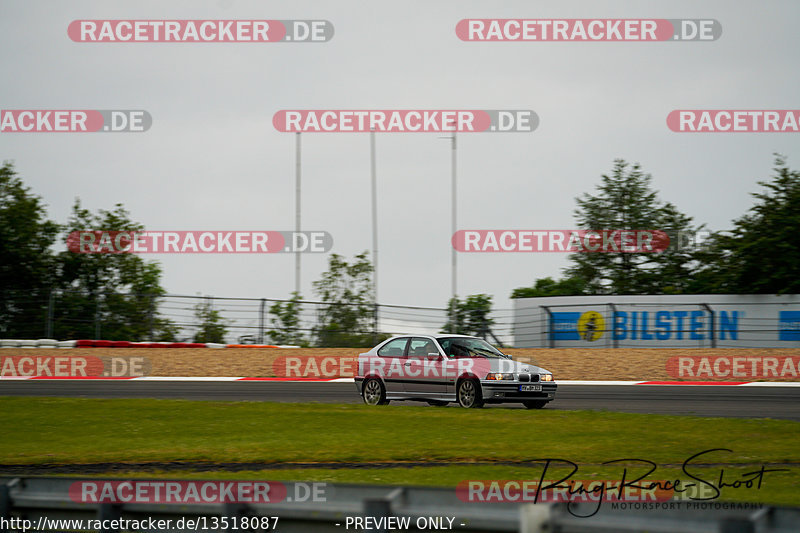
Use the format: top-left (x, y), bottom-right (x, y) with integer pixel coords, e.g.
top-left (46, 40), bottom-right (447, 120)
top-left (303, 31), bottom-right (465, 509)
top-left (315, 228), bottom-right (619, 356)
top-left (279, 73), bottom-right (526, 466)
top-left (45, 289), bottom-right (55, 338)
top-left (0, 479), bottom-right (14, 531)
top-left (701, 303), bottom-right (716, 348)
top-left (373, 303), bottom-right (379, 344)
top-left (520, 503), bottom-right (551, 533)
top-left (363, 487), bottom-right (403, 533)
top-left (609, 303), bottom-right (619, 348)
top-left (363, 499), bottom-right (391, 533)
top-left (541, 306), bottom-right (554, 348)
top-left (147, 293), bottom-right (155, 341)
top-left (259, 298), bottom-right (266, 344)
top-left (97, 502), bottom-right (121, 533)
top-left (94, 295), bottom-right (101, 340)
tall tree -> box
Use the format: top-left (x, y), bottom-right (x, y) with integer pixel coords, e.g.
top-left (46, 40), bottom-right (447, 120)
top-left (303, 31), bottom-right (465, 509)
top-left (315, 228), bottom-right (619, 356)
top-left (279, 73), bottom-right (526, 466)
top-left (312, 252), bottom-right (376, 347)
top-left (692, 155), bottom-right (800, 294)
top-left (54, 200), bottom-right (173, 340)
top-left (441, 294), bottom-right (495, 338)
top-left (564, 159), bottom-right (700, 294)
top-left (267, 291), bottom-right (308, 346)
top-left (647, 203), bottom-right (702, 294)
top-left (0, 162), bottom-right (60, 337)
top-left (193, 299), bottom-right (228, 343)
top-left (510, 276), bottom-right (587, 299)
top-left (441, 297), bottom-right (468, 335)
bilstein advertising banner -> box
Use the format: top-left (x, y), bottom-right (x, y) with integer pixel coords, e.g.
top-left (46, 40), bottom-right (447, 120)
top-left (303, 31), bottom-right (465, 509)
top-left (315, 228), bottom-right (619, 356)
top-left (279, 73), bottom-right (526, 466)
top-left (514, 294), bottom-right (800, 348)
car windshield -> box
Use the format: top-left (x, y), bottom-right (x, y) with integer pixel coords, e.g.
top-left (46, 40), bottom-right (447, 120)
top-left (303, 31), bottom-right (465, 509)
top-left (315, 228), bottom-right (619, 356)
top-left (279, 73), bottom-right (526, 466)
top-left (437, 337), bottom-right (507, 358)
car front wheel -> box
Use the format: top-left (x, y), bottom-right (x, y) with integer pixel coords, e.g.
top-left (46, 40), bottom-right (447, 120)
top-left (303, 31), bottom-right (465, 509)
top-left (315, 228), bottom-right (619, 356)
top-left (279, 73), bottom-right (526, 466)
top-left (523, 400), bottom-right (548, 409)
top-left (362, 378), bottom-right (389, 405)
top-left (457, 379), bottom-right (484, 408)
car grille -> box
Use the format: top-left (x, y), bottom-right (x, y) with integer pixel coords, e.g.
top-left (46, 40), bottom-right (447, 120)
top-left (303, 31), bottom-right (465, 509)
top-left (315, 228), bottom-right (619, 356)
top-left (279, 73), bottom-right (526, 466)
top-left (517, 373), bottom-right (539, 383)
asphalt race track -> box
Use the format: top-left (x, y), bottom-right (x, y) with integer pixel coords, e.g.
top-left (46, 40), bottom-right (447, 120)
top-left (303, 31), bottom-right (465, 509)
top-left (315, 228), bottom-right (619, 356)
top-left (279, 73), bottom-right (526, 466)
top-left (1, 381), bottom-right (799, 420)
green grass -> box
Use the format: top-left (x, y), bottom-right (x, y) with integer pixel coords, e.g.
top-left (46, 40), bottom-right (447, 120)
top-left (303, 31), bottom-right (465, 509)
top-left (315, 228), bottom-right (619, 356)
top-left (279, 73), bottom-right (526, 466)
top-left (2, 397), bottom-right (799, 504)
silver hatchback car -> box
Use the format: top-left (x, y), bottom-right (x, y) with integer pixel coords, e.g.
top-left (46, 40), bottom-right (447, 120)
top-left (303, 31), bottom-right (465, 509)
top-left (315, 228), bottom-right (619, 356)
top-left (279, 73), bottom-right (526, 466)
top-left (354, 334), bottom-right (556, 408)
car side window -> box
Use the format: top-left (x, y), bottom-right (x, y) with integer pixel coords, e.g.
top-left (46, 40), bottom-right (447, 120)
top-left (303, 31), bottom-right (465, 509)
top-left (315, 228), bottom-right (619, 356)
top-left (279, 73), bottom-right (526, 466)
top-left (439, 339), bottom-right (470, 358)
top-left (407, 338), bottom-right (439, 358)
top-left (438, 339), bottom-right (453, 357)
top-left (377, 337), bottom-right (408, 357)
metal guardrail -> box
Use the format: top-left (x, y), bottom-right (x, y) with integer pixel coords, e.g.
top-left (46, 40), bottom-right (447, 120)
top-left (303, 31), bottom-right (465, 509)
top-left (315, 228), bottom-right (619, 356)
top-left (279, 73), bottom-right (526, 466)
top-left (2, 477), bottom-right (799, 533)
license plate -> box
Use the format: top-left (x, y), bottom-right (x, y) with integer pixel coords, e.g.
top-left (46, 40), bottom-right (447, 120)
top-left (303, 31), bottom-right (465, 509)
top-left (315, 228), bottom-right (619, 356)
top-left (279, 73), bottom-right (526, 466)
top-left (519, 385), bottom-right (542, 392)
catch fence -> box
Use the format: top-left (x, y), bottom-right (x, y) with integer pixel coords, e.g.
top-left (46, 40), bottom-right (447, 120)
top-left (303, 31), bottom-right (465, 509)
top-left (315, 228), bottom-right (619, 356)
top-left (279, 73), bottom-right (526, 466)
top-left (0, 290), bottom-right (515, 347)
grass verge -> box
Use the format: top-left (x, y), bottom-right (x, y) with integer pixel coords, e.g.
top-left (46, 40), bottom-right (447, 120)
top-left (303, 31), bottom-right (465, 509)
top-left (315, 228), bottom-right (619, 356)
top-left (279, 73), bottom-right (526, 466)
top-left (2, 397), bottom-right (798, 504)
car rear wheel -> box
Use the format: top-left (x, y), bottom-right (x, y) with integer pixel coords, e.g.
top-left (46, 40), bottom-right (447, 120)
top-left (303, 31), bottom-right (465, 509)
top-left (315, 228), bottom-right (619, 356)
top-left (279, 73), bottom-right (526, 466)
top-left (427, 400), bottom-right (448, 407)
top-left (362, 378), bottom-right (389, 405)
top-left (523, 400), bottom-right (548, 409)
top-left (457, 379), bottom-right (484, 408)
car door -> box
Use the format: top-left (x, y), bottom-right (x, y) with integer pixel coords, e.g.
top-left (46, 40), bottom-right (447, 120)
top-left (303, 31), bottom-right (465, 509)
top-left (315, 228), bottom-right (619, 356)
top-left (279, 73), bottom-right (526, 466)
top-left (375, 337), bottom-right (409, 395)
top-left (402, 337), bottom-right (447, 397)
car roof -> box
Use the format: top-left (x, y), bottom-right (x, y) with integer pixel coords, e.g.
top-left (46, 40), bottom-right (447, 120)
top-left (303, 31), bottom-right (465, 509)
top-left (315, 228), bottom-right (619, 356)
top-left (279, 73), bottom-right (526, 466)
top-left (388, 334), bottom-right (477, 340)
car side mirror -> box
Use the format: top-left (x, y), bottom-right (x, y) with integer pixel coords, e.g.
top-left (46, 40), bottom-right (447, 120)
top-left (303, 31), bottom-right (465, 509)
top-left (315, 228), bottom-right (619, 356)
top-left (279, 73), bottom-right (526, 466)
top-left (427, 352), bottom-right (442, 360)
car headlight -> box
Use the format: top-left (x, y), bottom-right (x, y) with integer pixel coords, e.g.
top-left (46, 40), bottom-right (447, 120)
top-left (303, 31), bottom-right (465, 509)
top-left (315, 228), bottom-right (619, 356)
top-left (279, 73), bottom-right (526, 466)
top-left (486, 373), bottom-right (515, 380)
top-left (541, 373), bottom-right (554, 381)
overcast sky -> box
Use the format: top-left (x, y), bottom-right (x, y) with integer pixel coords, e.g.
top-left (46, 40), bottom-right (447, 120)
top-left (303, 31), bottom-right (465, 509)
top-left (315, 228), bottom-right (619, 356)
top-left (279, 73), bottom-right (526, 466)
top-left (2, 1), bottom-right (799, 313)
